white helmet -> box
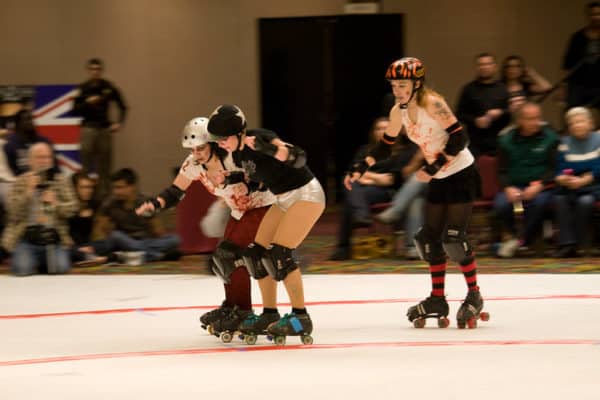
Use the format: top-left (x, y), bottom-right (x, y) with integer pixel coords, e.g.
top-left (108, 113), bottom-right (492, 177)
top-left (181, 117), bottom-right (210, 148)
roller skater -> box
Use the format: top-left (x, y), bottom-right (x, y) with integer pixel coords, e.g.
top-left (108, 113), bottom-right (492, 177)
top-left (347, 57), bottom-right (490, 329)
top-left (210, 305), bottom-right (252, 343)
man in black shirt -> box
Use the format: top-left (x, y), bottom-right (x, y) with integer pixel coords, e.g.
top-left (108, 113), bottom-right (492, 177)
top-left (456, 53), bottom-right (510, 157)
top-left (74, 58), bottom-right (127, 197)
top-left (562, 2), bottom-right (600, 110)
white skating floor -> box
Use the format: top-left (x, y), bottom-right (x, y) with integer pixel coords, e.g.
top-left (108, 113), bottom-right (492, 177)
top-left (1, 273), bottom-right (599, 399)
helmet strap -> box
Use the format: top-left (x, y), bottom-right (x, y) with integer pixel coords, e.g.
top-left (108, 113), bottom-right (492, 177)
top-left (399, 80), bottom-right (421, 109)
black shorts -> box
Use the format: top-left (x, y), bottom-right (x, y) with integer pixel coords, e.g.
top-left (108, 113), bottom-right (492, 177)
top-left (426, 164), bottom-right (481, 204)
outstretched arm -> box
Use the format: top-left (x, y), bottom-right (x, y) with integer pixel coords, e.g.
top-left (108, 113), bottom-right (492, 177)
top-left (135, 173), bottom-right (191, 217)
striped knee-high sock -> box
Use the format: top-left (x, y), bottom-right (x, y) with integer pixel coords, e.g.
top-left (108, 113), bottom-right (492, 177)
top-left (460, 260), bottom-right (479, 291)
top-left (429, 263), bottom-right (446, 297)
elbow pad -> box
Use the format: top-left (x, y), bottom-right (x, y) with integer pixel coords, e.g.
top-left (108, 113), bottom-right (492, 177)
top-left (444, 122), bottom-right (469, 156)
top-left (223, 171), bottom-right (246, 185)
top-left (158, 184), bottom-right (186, 209)
top-left (285, 145), bottom-right (307, 168)
top-left (367, 133), bottom-right (396, 162)
top-left (423, 153), bottom-right (448, 176)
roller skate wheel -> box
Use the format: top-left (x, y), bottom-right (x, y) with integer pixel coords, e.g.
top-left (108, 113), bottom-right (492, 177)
top-left (245, 335), bottom-right (258, 345)
top-left (274, 336), bottom-right (286, 346)
top-left (201, 324), bottom-right (207, 331)
top-left (457, 321), bottom-right (466, 329)
top-left (207, 325), bottom-right (214, 335)
top-left (479, 312), bottom-right (490, 322)
top-left (437, 317), bottom-right (450, 328)
top-left (467, 318), bottom-right (477, 329)
top-left (266, 335), bottom-right (274, 342)
top-left (221, 332), bottom-right (233, 343)
top-left (301, 335), bottom-right (313, 345)
top-left (413, 318), bottom-right (426, 329)
top-left (238, 334), bottom-right (245, 340)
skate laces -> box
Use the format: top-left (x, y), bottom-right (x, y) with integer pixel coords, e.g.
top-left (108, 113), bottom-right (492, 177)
top-left (276, 313), bottom-right (295, 327)
top-left (243, 313), bottom-right (260, 324)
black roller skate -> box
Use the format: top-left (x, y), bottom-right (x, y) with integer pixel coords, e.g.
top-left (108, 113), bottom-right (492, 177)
top-left (199, 301), bottom-right (232, 334)
top-left (238, 311), bottom-right (281, 345)
top-left (456, 290), bottom-right (490, 329)
top-left (267, 312), bottom-right (313, 346)
top-left (210, 306), bottom-right (252, 343)
top-left (407, 295), bottom-right (450, 328)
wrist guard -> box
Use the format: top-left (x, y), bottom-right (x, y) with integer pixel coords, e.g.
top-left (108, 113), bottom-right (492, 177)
top-left (423, 153), bottom-right (448, 176)
top-left (157, 184), bottom-right (186, 209)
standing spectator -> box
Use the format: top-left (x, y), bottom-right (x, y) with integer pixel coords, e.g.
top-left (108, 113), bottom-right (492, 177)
top-left (562, 2), bottom-right (600, 110)
top-left (494, 102), bottom-right (560, 258)
top-left (4, 109), bottom-right (53, 176)
top-left (501, 55), bottom-right (552, 99)
top-left (553, 107), bottom-right (600, 257)
top-left (73, 58), bottom-right (127, 197)
top-left (456, 53), bottom-right (511, 157)
top-left (2, 143), bottom-right (78, 276)
top-left (92, 168), bottom-right (180, 264)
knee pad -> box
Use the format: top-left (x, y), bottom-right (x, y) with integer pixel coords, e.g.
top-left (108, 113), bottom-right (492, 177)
top-left (211, 240), bottom-right (244, 283)
top-left (442, 227), bottom-right (473, 264)
top-left (413, 227), bottom-right (445, 264)
top-left (242, 243), bottom-right (269, 279)
top-left (261, 244), bottom-right (298, 281)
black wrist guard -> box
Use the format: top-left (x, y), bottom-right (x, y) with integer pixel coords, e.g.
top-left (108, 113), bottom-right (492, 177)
top-left (423, 153), bottom-right (448, 176)
top-left (285, 145), bottom-right (307, 168)
top-left (157, 184), bottom-right (186, 209)
top-left (367, 133), bottom-right (396, 162)
top-left (254, 135), bottom-right (278, 157)
top-left (223, 171), bottom-right (246, 185)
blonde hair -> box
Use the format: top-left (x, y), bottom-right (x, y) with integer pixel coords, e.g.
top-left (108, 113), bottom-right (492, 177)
top-left (565, 106), bottom-right (593, 123)
top-left (416, 85), bottom-right (444, 107)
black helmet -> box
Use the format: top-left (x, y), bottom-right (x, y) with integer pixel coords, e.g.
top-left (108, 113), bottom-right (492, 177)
top-left (207, 104), bottom-right (247, 141)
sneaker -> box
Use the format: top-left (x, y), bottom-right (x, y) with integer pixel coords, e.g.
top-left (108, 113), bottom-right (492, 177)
top-left (497, 238), bottom-right (520, 258)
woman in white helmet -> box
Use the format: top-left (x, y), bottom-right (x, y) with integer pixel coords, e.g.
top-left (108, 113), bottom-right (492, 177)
top-left (136, 117), bottom-right (275, 341)
top-left (347, 57), bottom-right (489, 329)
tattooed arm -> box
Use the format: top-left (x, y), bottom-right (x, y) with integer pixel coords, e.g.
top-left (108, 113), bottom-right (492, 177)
top-left (425, 94), bottom-right (469, 157)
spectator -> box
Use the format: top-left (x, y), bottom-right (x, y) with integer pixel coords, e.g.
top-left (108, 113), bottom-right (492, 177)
top-left (329, 118), bottom-right (423, 260)
top-left (494, 102), bottom-right (560, 257)
top-left (456, 52), bottom-right (511, 157)
top-left (4, 109), bottom-right (54, 176)
top-left (553, 107), bottom-right (600, 257)
top-left (73, 58), bottom-right (127, 197)
top-left (501, 55), bottom-right (552, 99)
top-left (2, 142), bottom-right (78, 276)
top-left (92, 168), bottom-right (180, 264)
top-left (562, 2), bottom-right (600, 110)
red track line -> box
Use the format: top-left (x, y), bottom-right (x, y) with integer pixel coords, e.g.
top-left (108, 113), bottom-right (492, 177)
top-left (1, 339), bottom-right (598, 367)
top-left (2, 294), bottom-right (600, 320)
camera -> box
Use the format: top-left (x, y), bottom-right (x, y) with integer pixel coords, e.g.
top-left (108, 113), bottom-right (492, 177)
top-left (36, 168), bottom-right (56, 190)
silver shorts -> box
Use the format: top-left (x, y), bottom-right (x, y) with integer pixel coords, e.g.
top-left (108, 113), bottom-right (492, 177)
top-left (275, 178), bottom-right (326, 211)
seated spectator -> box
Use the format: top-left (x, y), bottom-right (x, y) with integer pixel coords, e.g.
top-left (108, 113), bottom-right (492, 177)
top-left (553, 107), bottom-right (600, 257)
top-left (2, 143), bottom-right (78, 276)
top-left (68, 172), bottom-right (106, 265)
top-left (494, 102), bottom-right (560, 257)
top-left (501, 55), bottom-right (552, 100)
top-left (91, 168), bottom-right (180, 264)
top-left (329, 118), bottom-right (423, 260)
top-left (456, 52), bottom-right (511, 157)
top-left (4, 109), bottom-right (54, 176)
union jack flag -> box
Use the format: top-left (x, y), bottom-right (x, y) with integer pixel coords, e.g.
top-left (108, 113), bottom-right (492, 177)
top-left (32, 85), bottom-right (82, 173)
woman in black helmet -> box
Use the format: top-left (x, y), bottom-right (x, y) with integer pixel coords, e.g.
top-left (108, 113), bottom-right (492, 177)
top-left (207, 104), bottom-right (325, 344)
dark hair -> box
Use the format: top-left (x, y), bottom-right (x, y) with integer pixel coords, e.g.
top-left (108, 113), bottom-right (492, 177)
top-left (110, 168), bottom-right (138, 185)
top-left (86, 58), bottom-right (104, 68)
top-left (71, 171), bottom-right (95, 186)
top-left (475, 52), bottom-right (496, 62)
top-left (587, 2), bottom-right (600, 11)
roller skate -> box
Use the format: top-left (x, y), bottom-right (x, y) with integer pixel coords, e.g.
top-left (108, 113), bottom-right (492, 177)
top-left (199, 301), bottom-right (232, 335)
top-left (210, 306), bottom-right (252, 343)
top-left (456, 290), bottom-right (490, 329)
top-left (267, 312), bottom-right (314, 346)
top-left (238, 311), bottom-right (281, 345)
top-left (406, 294), bottom-right (450, 328)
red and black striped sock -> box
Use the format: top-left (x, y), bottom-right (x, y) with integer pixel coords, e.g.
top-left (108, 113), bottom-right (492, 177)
top-left (429, 263), bottom-right (447, 297)
top-left (460, 260), bottom-right (479, 292)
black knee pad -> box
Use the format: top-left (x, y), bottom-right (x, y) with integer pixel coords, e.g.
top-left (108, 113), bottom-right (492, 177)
top-left (261, 244), bottom-right (299, 281)
top-left (442, 227), bottom-right (473, 264)
top-left (413, 227), bottom-right (445, 264)
top-left (212, 240), bottom-right (244, 283)
top-left (242, 242), bottom-right (269, 279)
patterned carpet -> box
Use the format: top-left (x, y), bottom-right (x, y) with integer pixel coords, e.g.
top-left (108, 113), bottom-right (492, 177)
top-left (2, 234), bottom-right (598, 275)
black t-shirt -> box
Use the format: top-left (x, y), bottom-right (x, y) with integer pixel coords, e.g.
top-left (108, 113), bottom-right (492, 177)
top-left (233, 129), bottom-right (314, 195)
top-left (563, 29), bottom-right (600, 87)
top-left (98, 194), bottom-right (153, 239)
top-left (73, 78), bottom-right (127, 127)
